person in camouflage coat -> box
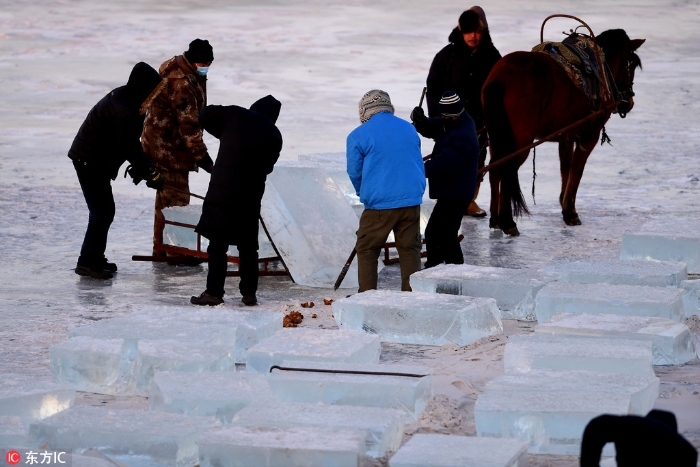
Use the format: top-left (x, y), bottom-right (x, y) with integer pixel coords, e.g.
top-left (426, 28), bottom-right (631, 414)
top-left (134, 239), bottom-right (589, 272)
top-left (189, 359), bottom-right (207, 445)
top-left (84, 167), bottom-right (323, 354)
top-left (141, 39), bottom-right (215, 256)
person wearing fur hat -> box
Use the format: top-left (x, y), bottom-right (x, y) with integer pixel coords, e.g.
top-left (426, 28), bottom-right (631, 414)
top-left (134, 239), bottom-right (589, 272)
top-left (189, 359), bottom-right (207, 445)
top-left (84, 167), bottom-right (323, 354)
top-left (141, 38), bottom-right (215, 258)
top-left (425, 6), bottom-right (501, 218)
top-left (68, 62), bottom-right (165, 279)
top-left (347, 90), bottom-right (426, 292)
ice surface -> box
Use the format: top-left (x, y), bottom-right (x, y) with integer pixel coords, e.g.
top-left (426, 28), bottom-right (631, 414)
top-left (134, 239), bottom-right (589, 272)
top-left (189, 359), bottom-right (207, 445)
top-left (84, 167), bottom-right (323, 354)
top-left (620, 219), bottom-right (700, 273)
top-left (197, 425), bottom-right (366, 467)
top-left (0, 416), bottom-right (28, 448)
top-left (28, 406), bottom-right (218, 467)
top-left (681, 279), bottom-right (700, 317)
top-left (266, 360), bottom-right (432, 420)
top-left (260, 163), bottom-right (364, 288)
top-left (231, 401), bottom-right (405, 457)
top-left (149, 372), bottom-right (275, 423)
top-left (0, 374), bottom-right (75, 428)
top-left (535, 313), bottom-right (696, 365)
top-left (245, 328), bottom-right (381, 373)
top-left (409, 264), bottom-right (555, 320)
top-left (332, 290), bottom-right (502, 346)
top-left (51, 336), bottom-right (236, 396)
top-left (504, 334), bottom-right (654, 377)
top-left (539, 258), bottom-right (687, 286)
top-left (534, 282), bottom-right (686, 323)
top-left (388, 434), bottom-right (528, 467)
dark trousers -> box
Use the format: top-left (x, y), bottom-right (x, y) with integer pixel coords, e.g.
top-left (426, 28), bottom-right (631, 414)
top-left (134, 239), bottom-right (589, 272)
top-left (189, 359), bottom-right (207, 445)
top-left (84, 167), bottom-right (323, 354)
top-left (74, 160), bottom-right (115, 268)
top-left (424, 199), bottom-right (467, 268)
top-left (205, 240), bottom-right (259, 298)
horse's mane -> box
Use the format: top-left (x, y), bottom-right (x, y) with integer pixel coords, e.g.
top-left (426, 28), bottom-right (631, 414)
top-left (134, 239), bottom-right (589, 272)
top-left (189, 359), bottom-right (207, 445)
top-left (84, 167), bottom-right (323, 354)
top-left (597, 29), bottom-right (643, 70)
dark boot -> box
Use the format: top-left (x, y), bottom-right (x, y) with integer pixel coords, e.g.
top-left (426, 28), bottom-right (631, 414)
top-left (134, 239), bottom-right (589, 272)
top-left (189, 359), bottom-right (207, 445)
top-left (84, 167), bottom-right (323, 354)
top-left (190, 291), bottom-right (224, 306)
top-left (101, 257), bottom-right (118, 272)
top-left (75, 264), bottom-right (113, 280)
top-left (241, 294), bottom-right (257, 306)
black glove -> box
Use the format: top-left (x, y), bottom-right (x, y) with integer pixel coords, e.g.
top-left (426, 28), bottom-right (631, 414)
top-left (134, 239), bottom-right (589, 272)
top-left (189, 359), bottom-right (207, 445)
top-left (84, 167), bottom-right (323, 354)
top-left (197, 153), bottom-right (214, 174)
top-left (124, 164), bottom-right (143, 185)
top-left (145, 166), bottom-right (164, 191)
top-left (410, 106), bottom-right (427, 124)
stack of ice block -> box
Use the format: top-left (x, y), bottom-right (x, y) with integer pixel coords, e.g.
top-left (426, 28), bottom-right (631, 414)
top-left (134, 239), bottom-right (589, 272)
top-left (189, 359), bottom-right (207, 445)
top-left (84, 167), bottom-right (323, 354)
top-left (0, 374), bottom-right (75, 428)
top-left (245, 328), bottom-right (381, 373)
top-left (388, 434), bottom-right (528, 467)
top-left (266, 360), bottom-right (432, 419)
top-left (620, 218), bottom-right (700, 273)
top-left (149, 372), bottom-right (276, 423)
top-left (681, 279), bottom-right (700, 317)
top-left (231, 401), bottom-right (405, 458)
top-left (28, 406), bottom-right (218, 467)
top-left (409, 264), bottom-right (555, 320)
top-left (533, 282), bottom-right (686, 323)
top-left (535, 313), bottom-right (696, 365)
top-left (539, 258), bottom-right (687, 286)
top-left (197, 425), bottom-right (366, 467)
top-left (332, 290), bottom-right (502, 346)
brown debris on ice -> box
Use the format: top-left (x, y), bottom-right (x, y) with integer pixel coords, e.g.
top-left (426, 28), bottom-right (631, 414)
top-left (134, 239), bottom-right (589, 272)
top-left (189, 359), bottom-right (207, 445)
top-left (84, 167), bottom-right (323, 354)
top-left (283, 311), bottom-right (304, 327)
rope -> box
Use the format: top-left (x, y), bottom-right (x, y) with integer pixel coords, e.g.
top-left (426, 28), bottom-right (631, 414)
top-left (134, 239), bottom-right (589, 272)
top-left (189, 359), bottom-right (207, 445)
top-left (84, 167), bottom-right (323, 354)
top-left (532, 146), bottom-right (537, 205)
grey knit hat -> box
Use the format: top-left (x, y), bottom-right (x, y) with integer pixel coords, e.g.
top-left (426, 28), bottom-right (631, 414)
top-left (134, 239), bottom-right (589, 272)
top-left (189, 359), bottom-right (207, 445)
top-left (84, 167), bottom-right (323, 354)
top-left (358, 90), bottom-right (395, 123)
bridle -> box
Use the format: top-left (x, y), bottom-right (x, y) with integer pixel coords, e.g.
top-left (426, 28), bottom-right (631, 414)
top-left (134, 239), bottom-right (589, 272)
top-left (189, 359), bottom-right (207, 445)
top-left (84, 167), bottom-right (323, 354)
top-left (608, 58), bottom-right (636, 118)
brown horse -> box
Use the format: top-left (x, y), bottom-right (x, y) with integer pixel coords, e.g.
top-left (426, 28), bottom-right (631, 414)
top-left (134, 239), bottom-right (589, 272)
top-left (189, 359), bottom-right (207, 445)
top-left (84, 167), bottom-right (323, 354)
top-left (482, 29), bottom-right (645, 236)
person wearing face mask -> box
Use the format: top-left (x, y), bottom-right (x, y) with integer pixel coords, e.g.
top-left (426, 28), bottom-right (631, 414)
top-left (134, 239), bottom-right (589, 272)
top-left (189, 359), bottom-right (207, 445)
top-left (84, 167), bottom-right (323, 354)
top-left (410, 91), bottom-right (479, 267)
top-left (141, 38), bottom-right (215, 259)
top-left (425, 7), bottom-right (501, 218)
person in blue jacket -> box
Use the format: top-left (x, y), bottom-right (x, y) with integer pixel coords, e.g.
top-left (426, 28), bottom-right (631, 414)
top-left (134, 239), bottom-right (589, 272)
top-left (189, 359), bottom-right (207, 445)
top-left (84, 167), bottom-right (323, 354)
top-left (346, 90), bottom-right (426, 292)
top-left (411, 91), bottom-right (479, 267)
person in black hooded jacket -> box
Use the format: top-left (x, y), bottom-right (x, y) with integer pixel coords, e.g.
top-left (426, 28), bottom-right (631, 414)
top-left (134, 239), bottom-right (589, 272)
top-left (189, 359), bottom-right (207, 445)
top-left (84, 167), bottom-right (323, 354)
top-left (426, 6), bottom-right (501, 218)
top-left (190, 96), bottom-right (283, 307)
top-left (68, 62), bottom-right (165, 279)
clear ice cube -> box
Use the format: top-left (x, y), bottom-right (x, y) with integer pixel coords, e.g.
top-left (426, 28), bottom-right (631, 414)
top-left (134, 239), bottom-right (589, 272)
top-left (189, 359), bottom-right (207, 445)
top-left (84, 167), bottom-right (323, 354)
top-left (681, 279), bottom-right (700, 317)
top-left (620, 218), bottom-right (700, 273)
top-left (539, 258), bottom-right (687, 286)
top-left (0, 374), bottom-right (74, 428)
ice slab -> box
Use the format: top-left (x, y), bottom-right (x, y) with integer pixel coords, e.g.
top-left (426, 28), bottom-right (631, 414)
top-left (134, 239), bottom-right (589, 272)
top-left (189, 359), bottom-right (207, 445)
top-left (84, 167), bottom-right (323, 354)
top-left (535, 313), bottom-right (696, 365)
top-left (681, 279), bottom-right (700, 317)
top-left (162, 205), bottom-right (278, 259)
top-left (245, 328), bottom-right (380, 373)
top-left (620, 218), bottom-right (700, 273)
top-left (51, 336), bottom-right (236, 396)
top-left (388, 434), bottom-right (528, 467)
top-left (0, 416), bottom-right (28, 447)
top-left (504, 334), bottom-right (654, 377)
top-left (266, 360), bottom-right (432, 420)
top-left (332, 290), bottom-right (502, 346)
top-left (231, 401), bottom-right (405, 458)
top-left (409, 264), bottom-right (555, 320)
top-left (260, 163), bottom-right (366, 288)
top-left (197, 425), bottom-right (366, 467)
top-left (0, 374), bottom-right (74, 428)
top-left (534, 282), bottom-right (686, 323)
top-left (540, 258), bottom-right (687, 286)
top-left (28, 406), bottom-right (218, 467)
top-left (149, 372), bottom-right (275, 423)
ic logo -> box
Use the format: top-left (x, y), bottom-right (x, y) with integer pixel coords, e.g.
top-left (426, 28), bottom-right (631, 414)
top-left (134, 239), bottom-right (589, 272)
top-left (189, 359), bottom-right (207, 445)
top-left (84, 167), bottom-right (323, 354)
top-left (5, 450), bottom-right (21, 465)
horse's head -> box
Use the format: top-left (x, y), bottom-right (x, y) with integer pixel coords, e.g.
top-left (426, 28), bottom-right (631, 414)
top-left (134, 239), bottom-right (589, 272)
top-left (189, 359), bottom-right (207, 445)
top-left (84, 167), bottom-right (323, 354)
top-left (597, 29), bottom-right (645, 117)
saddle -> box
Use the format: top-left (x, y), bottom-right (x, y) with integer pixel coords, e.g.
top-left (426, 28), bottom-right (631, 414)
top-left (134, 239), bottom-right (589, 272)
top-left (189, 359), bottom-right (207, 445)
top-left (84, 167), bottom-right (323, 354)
top-left (532, 33), bottom-right (610, 106)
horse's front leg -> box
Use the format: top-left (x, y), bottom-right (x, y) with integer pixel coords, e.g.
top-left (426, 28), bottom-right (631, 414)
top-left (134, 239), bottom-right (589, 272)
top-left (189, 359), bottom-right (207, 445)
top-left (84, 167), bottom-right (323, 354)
top-left (558, 140), bottom-right (577, 224)
top-left (488, 169), bottom-right (500, 229)
top-left (562, 131), bottom-right (598, 226)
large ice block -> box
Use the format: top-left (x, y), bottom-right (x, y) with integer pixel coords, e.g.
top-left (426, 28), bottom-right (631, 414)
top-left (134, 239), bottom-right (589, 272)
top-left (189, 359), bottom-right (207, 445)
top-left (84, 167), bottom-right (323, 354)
top-left (149, 372), bottom-right (275, 423)
top-left (504, 334), bottom-right (654, 377)
top-left (388, 434), bottom-right (528, 467)
top-left (28, 406), bottom-right (218, 467)
top-left (231, 401), bottom-right (405, 457)
top-left (266, 360), bottom-right (432, 420)
top-left (332, 290), bottom-right (502, 346)
top-left (162, 205), bottom-right (278, 259)
top-left (197, 425), bottom-right (366, 467)
top-left (409, 264), bottom-right (555, 320)
top-left (0, 416), bottom-right (28, 447)
top-left (620, 218), bottom-right (700, 273)
top-left (539, 258), bottom-right (687, 286)
top-left (260, 163), bottom-right (366, 288)
top-left (534, 282), bottom-right (686, 323)
top-left (0, 374), bottom-right (74, 428)
top-left (681, 279), bottom-right (700, 317)
top-left (484, 370), bottom-right (659, 415)
top-left (245, 328), bottom-right (380, 373)
top-left (534, 313), bottom-right (696, 365)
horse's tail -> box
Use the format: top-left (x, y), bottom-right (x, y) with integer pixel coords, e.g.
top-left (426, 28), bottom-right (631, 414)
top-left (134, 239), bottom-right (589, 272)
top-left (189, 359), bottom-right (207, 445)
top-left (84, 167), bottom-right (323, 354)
top-left (483, 78), bottom-right (530, 218)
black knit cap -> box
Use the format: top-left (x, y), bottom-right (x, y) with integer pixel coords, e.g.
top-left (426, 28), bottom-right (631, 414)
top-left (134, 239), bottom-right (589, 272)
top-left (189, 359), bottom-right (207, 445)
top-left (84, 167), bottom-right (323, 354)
top-left (439, 90), bottom-right (465, 118)
top-left (458, 9), bottom-right (484, 34)
top-left (184, 38), bottom-right (214, 64)
top-left (126, 62), bottom-right (162, 107)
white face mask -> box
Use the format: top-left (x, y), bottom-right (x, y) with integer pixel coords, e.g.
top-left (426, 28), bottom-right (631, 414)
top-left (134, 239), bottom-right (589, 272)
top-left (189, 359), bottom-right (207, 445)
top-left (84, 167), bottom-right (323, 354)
top-left (197, 66), bottom-right (209, 77)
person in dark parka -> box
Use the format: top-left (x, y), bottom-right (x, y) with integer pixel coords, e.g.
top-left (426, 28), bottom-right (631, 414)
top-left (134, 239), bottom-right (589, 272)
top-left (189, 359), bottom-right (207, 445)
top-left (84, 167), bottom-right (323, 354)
top-left (426, 6), bottom-right (501, 217)
top-left (580, 410), bottom-right (698, 467)
top-left (68, 62), bottom-right (165, 280)
top-left (411, 91), bottom-right (479, 267)
top-left (191, 95), bottom-right (283, 306)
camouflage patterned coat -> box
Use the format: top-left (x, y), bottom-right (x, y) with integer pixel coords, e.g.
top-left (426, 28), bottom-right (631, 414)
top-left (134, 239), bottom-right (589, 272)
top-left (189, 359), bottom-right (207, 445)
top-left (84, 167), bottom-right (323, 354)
top-left (141, 54), bottom-right (208, 172)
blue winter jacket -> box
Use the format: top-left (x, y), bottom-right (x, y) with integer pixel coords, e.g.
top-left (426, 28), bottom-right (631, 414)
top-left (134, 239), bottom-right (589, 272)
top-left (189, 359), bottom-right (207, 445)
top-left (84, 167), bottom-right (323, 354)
top-left (346, 112), bottom-right (426, 210)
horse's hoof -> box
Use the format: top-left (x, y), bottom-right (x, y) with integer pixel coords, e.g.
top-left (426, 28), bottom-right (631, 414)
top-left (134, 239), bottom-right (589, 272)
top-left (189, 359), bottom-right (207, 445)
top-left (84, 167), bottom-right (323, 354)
top-left (503, 226), bottom-right (520, 236)
top-left (564, 215), bottom-right (582, 226)
top-left (489, 218), bottom-right (500, 229)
